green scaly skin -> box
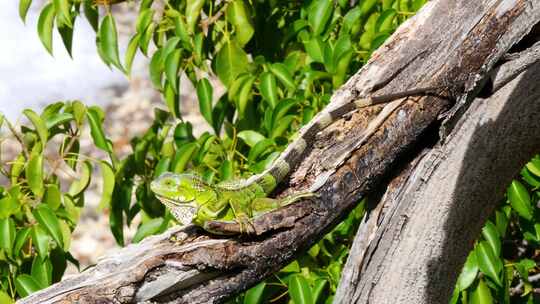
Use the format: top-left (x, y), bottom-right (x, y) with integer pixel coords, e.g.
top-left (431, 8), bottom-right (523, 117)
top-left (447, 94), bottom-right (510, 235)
top-left (150, 172), bottom-right (313, 234)
top-left (151, 86), bottom-right (446, 234)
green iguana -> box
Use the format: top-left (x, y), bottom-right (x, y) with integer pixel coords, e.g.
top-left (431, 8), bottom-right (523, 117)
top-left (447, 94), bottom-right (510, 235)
top-left (151, 86), bottom-right (445, 234)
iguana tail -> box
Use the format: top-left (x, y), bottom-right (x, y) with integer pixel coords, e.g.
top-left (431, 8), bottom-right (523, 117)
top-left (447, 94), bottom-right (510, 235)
top-left (246, 86), bottom-right (446, 193)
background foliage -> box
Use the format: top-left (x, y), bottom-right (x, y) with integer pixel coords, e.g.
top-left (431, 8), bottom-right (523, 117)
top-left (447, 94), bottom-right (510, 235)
top-left (12, 0), bottom-right (540, 303)
top-left (451, 156), bottom-right (540, 304)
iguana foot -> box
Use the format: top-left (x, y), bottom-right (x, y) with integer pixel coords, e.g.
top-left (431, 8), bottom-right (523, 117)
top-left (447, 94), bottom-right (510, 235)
top-left (236, 214), bottom-right (255, 234)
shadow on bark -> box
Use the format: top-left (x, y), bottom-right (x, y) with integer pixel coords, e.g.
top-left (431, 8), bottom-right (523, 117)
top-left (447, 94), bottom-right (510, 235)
top-left (426, 62), bottom-right (540, 302)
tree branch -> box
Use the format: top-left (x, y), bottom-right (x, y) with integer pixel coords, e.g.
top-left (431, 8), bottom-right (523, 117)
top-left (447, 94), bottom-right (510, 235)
top-left (18, 0), bottom-right (540, 303)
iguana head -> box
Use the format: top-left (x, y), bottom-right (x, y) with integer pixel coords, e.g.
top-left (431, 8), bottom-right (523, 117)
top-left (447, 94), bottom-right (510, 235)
top-left (150, 172), bottom-right (215, 225)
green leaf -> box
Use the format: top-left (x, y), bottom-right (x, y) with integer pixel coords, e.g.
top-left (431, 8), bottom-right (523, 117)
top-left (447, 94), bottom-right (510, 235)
top-left (470, 279), bottom-right (493, 304)
top-left (259, 72), bottom-right (278, 108)
top-left (172, 143), bottom-right (198, 173)
top-left (238, 130), bottom-right (265, 147)
top-left (219, 160), bottom-right (233, 181)
top-left (132, 218), bottom-right (165, 243)
top-left (24, 109), bottom-right (48, 145)
top-left (507, 180), bottom-right (533, 220)
top-left (272, 98), bottom-right (298, 125)
top-left (14, 227), bottom-right (31, 256)
top-left (360, 0), bottom-right (378, 15)
top-left (481, 220), bottom-right (501, 257)
top-left (215, 41), bottom-right (249, 87)
top-left (149, 49), bottom-right (163, 89)
top-left (27, 146), bottom-right (44, 198)
top-left (457, 252), bottom-right (478, 291)
top-left (269, 63), bottom-right (295, 91)
top-left (236, 76), bottom-right (256, 118)
top-left (139, 23), bottom-right (155, 56)
top-left (174, 16), bottom-right (190, 43)
top-left (308, 0), bottom-right (333, 35)
top-left (164, 82), bottom-right (180, 118)
top-left (475, 241), bottom-right (503, 287)
top-left (87, 106), bottom-right (112, 153)
top-left (44, 184), bottom-right (62, 210)
top-left (19, 0), bottom-right (33, 23)
top-left (304, 37), bottom-right (325, 63)
top-left (125, 33), bottom-right (141, 76)
top-left (515, 258), bottom-right (536, 281)
top-left (31, 256), bottom-right (52, 288)
top-left (227, 0), bottom-right (254, 46)
top-left (0, 188), bottom-right (20, 219)
top-left (248, 139), bottom-right (275, 163)
top-left (53, 0), bottom-right (72, 27)
top-left (196, 78), bottom-right (214, 125)
top-left (98, 14), bottom-right (123, 71)
top-left (15, 274), bottom-right (42, 298)
top-left (185, 0), bottom-right (205, 33)
top-left (164, 49), bottom-right (182, 93)
top-left (526, 156), bottom-right (540, 177)
top-left (37, 3), bottom-right (56, 55)
top-left (59, 219), bottom-right (71, 251)
top-left (83, 0), bottom-right (99, 32)
top-left (376, 9), bottom-right (397, 33)
top-left (288, 274), bottom-right (313, 304)
top-left (33, 204), bottom-right (64, 249)
top-left (312, 279), bottom-right (328, 303)
top-left (0, 290), bottom-right (13, 304)
top-left (244, 282), bottom-right (265, 304)
top-left (44, 113), bottom-right (73, 130)
top-left (98, 161), bottom-right (115, 210)
top-left (270, 115), bottom-right (295, 138)
top-left (32, 225), bottom-right (50, 259)
top-left (136, 9), bottom-right (154, 33)
top-left (0, 218), bottom-right (15, 255)
top-left (68, 161), bottom-right (92, 197)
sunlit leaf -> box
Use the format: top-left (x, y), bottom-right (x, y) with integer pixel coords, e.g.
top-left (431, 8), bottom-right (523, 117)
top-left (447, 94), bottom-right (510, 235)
top-left (227, 0), bottom-right (254, 46)
top-left (31, 256), bottom-right (52, 288)
top-left (86, 106), bottom-right (112, 153)
top-left (238, 130), bottom-right (265, 147)
top-left (27, 146), bottom-right (44, 198)
top-left (269, 63), bottom-right (295, 91)
top-left (19, 0), bottom-right (33, 23)
top-left (0, 218), bottom-right (15, 255)
top-left (15, 274), bottom-right (41, 298)
top-left (243, 282), bottom-right (265, 304)
top-left (288, 274), bottom-right (313, 304)
top-left (185, 0), bottom-right (205, 32)
top-left (37, 3), bottom-right (56, 55)
top-left (132, 218), bottom-right (165, 243)
top-left (98, 14), bottom-right (123, 71)
top-left (164, 49), bottom-right (182, 93)
top-left (98, 161), bottom-right (115, 210)
top-left (470, 279), bottom-right (493, 304)
top-left (196, 78), bottom-right (214, 125)
top-left (475, 241), bottom-right (503, 287)
top-left (457, 252), bottom-right (478, 291)
top-left (33, 204), bottom-right (64, 249)
top-left (215, 41), bottom-right (249, 87)
top-left (259, 72), bottom-right (278, 108)
top-left (507, 180), bottom-right (533, 220)
top-left (308, 0), bottom-right (333, 35)
top-left (24, 109), bottom-right (48, 145)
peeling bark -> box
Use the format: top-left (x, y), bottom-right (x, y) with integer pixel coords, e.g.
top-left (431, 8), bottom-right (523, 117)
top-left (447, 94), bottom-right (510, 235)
top-left (18, 0), bottom-right (540, 303)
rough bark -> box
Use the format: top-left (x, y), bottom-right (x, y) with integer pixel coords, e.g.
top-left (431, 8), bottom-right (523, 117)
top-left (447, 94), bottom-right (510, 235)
top-left (335, 57), bottom-right (540, 303)
top-left (18, 0), bottom-right (540, 303)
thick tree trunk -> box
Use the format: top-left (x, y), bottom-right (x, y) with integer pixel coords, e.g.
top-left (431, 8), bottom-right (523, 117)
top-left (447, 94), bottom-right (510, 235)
top-left (18, 0), bottom-right (540, 303)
